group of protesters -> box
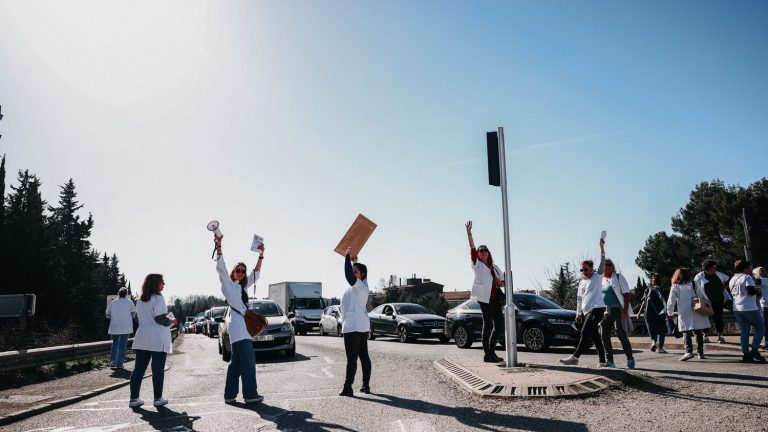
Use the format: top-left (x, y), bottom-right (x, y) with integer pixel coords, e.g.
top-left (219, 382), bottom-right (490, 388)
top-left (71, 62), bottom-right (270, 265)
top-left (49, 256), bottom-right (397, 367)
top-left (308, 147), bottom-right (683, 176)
top-left (636, 259), bottom-right (766, 363)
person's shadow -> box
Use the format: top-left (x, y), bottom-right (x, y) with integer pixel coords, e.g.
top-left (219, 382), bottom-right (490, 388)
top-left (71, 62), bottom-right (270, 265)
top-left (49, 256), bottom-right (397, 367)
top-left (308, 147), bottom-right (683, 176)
top-left (361, 393), bottom-right (588, 432)
top-left (132, 405), bottom-right (201, 431)
top-left (236, 401), bottom-right (356, 432)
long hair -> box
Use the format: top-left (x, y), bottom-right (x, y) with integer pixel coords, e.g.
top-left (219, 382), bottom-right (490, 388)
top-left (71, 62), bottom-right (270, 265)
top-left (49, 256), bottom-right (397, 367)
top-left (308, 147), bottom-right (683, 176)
top-left (140, 274), bottom-right (164, 302)
top-left (230, 262), bottom-right (248, 288)
top-left (671, 268), bottom-right (691, 285)
top-left (478, 245), bottom-right (494, 269)
top-left (353, 263), bottom-right (368, 280)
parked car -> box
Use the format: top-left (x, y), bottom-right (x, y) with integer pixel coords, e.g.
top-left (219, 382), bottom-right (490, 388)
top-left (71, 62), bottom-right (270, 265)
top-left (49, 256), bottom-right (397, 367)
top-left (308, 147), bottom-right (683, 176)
top-left (319, 305), bottom-right (343, 337)
top-left (218, 299), bottom-right (296, 361)
top-left (205, 306), bottom-right (227, 338)
top-left (444, 294), bottom-right (579, 352)
top-left (194, 313), bottom-right (205, 334)
top-left (368, 303), bottom-right (449, 343)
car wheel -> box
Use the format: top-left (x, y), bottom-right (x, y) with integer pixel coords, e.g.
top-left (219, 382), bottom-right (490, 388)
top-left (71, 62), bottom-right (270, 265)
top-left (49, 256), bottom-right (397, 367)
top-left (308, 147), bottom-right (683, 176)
top-left (368, 330), bottom-right (376, 340)
top-left (523, 324), bottom-right (549, 353)
top-left (218, 341), bottom-right (222, 354)
top-left (319, 325), bottom-right (325, 336)
top-left (453, 325), bottom-right (473, 348)
top-left (285, 343), bottom-right (296, 357)
top-left (337, 324), bottom-right (343, 336)
top-left (398, 326), bottom-right (411, 343)
top-left (222, 343), bottom-right (232, 362)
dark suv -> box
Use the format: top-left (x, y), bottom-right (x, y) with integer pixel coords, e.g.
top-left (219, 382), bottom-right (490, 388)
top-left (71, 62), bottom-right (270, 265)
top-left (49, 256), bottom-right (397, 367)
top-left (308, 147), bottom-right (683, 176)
top-left (444, 294), bottom-right (579, 352)
top-left (368, 303), bottom-right (449, 343)
top-left (205, 306), bottom-right (227, 338)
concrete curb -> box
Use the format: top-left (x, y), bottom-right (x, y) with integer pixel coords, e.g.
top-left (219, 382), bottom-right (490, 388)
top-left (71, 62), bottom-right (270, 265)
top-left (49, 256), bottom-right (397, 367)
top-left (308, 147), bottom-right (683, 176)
top-left (0, 365), bottom-right (171, 427)
top-left (617, 340), bottom-right (741, 353)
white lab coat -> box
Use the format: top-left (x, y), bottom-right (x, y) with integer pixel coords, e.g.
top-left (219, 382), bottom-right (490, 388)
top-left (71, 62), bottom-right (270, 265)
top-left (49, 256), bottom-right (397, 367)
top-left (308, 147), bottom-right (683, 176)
top-left (667, 283), bottom-right (710, 331)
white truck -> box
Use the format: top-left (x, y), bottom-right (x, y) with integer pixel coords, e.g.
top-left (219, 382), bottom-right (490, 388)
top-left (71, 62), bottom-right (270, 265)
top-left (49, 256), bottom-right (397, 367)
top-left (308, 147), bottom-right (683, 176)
top-left (268, 282), bottom-right (326, 335)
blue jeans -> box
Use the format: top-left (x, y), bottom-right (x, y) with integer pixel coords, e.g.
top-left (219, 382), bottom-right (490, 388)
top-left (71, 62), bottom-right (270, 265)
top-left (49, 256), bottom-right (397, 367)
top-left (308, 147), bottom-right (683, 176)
top-left (129, 350), bottom-right (167, 400)
top-left (110, 334), bottom-right (130, 367)
top-left (733, 310), bottom-right (765, 353)
top-left (225, 339), bottom-right (258, 400)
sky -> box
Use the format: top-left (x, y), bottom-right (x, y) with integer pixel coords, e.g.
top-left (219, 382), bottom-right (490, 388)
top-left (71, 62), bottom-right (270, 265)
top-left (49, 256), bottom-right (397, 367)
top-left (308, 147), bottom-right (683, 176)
top-left (1, 1), bottom-right (766, 301)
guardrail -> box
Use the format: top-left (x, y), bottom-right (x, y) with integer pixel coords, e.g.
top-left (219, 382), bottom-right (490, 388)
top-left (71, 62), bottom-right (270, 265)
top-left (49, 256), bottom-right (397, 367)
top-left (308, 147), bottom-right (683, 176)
top-left (0, 327), bottom-right (178, 372)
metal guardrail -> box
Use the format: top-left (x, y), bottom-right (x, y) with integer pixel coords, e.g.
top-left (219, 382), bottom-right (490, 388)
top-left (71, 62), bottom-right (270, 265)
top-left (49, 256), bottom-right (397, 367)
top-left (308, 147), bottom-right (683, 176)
top-left (0, 327), bottom-right (178, 372)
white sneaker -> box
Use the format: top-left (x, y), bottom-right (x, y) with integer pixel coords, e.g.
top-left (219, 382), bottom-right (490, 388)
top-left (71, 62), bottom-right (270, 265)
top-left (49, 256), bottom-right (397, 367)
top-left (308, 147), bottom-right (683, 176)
top-left (679, 353), bottom-right (695, 361)
top-left (129, 398), bottom-right (144, 408)
top-left (559, 355), bottom-right (578, 365)
top-left (657, 347), bottom-right (667, 354)
top-left (153, 398), bottom-right (168, 407)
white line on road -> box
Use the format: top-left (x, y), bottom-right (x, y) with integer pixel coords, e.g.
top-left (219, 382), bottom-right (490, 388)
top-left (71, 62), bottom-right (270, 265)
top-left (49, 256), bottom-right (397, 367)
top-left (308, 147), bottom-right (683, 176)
top-left (323, 356), bottom-right (336, 364)
top-left (321, 366), bottom-right (335, 378)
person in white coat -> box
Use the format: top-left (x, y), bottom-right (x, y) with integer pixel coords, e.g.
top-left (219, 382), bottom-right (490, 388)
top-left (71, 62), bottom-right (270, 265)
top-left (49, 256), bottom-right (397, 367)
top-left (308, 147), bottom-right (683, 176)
top-left (106, 287), bottom-right (135, 369)
top-left (666, 268), bottom-right (710, 361)
top-left (465, 221), bottom-right (505, 363)
top-left (214, 234), bottom-right (265, 404)
top-left (339, 248), bottom-right (371, 397)
top-left (730, 260), bottom-right (765, 363)
top-left (599, 256), bottom-right (636, 369)
top-left (129, 274), bottom-right (176, 408)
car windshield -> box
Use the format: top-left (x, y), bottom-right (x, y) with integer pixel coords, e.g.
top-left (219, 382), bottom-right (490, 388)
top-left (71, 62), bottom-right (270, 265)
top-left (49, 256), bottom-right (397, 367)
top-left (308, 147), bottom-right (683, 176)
top-left (248, 302), bottom-right (284, 317)
top-left (513, 295), bottom-right (562, 310)
top-left (395, 304), bottom-right (430, 315)
top-left (292, 298), bottom-right (325, 309)
top-left (211, 308), bottom-right (226, 318)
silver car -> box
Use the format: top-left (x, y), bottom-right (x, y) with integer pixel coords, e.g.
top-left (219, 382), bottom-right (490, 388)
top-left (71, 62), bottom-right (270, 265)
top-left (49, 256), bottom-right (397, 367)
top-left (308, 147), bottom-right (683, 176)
top-left (218, 300), bottom-right (296, 360)
top-left (318, 305), bottom-right (343, 337)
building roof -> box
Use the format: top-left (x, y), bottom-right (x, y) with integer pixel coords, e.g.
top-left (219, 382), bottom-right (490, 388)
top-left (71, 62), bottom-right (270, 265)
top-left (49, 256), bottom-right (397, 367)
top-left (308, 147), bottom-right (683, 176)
top-left (443, 290), bottom-right (471, 300)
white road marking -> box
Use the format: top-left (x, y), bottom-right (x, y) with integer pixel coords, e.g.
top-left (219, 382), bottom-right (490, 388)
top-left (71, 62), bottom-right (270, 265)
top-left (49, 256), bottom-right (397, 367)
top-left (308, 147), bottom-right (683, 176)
top-left (321, 366), bottom-right (335, 378)
top-left (391, 419), bottom-right (435, 432)
top-left (299, 372), bottom-right (321, 378)
top-left (323, 356), bottom-right (336, 364)
top-left (395, 420), bottom-right (408, 432)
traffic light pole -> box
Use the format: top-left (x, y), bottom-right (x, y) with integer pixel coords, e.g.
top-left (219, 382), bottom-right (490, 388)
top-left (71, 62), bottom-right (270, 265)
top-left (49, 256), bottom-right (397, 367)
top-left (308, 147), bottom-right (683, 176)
top-left (497, 127), bottom-right (517, 367)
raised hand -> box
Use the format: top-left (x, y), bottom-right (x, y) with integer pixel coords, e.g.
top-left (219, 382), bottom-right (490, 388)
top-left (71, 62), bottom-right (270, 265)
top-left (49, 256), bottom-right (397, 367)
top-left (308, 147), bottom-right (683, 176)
top-left (465, 221), bottom-right (473, 233)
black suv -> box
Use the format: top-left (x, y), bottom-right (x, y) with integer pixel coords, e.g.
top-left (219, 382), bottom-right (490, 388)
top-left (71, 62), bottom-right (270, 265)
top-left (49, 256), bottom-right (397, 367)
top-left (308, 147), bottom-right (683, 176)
top-left (444, 294), bottom-right (579, 352)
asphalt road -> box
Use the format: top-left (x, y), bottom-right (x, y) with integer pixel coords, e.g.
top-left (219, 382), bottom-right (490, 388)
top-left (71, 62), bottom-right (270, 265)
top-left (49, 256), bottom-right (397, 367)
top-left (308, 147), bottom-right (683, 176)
top-left (5, 333), bottom-right (767, 432)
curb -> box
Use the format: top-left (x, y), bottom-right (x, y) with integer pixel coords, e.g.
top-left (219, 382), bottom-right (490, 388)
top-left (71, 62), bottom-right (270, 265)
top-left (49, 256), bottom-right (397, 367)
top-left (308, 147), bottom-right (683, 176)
top-left (0, 365), bottom-right (171, 427)
top-left (434, 358), bottom-right (618, 398)
top-left (617, 340), bottom-right (741, 353)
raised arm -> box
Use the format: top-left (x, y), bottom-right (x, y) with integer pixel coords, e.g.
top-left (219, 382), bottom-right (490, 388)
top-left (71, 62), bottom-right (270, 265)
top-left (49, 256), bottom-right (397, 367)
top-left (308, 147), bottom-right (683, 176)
top-left (214, 235), bottom-right (231, 288)
top-left (596, 239), bottom-right (606, 275)
top-left (247, 243), bottom-right (265, 287)
top-left (465, 221), bottom-right (476, 249)
top-left (344, 252), bottom-right (356, 286)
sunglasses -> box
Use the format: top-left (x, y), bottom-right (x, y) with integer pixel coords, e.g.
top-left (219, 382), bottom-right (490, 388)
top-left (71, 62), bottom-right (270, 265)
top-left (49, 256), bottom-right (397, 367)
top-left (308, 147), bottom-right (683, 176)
top-left (478, 249), bottom-right (489, 253)
top-left (580, 268), bottom-right (590, 273)
top-left (605, 263), bottom-right (614, 267)
top-left (234, 268), bottom-right (246, 274)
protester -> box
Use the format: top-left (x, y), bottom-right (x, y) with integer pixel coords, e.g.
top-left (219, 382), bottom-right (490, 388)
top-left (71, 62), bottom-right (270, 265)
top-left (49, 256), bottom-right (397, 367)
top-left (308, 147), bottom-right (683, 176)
top-left (666, 268), bottom-right (710, 361)
top-left (338, 248), bottom-right (372, 396)
top-left (598, 253), bottom-right (636, 369)
top-left (214, 234), bottom-right (265, 404)
top-left (693, 259), bottom-right (730, 343)
top-left (465, 221), bottom-right (505, 363)
top-left (129, 274), bottom-right (176, 408)
top-left (106, 287), bottom-right (136, 369)
top-left (729, 260), bottom-right (766, 363)
top-left (637, 274), bottom-right (668, 354)
top-left (755, 267), bottom-right (768, 350)
top-left (560, 239), bottom-right (608, 366)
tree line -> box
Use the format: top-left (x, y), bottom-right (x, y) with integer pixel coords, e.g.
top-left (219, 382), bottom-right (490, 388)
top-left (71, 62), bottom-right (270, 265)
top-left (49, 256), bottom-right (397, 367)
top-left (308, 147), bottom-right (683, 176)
top-left (0, 155), bottom-right (128, 350)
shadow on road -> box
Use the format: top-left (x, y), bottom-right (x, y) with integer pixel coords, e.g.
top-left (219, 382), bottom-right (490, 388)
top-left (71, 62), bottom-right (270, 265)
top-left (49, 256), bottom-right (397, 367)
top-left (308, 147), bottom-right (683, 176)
top-left (109, 368), bottom-right (132, 379)
top-left (363, 393), bottom-right (588, 432)
top-left (132, 405), bottom-right (201, 431)
top-left (237, 401), bottom-right (356, 432)
top-left (255, 352), bottom-right (312, 364)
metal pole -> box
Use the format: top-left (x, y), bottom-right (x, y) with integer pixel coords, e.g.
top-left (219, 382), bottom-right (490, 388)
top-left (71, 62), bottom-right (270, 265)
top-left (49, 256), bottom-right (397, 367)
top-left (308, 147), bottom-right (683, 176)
top-left (497, 127), bottom-right (517, 367)
top-left (742, 208), bottom-right (752, 262)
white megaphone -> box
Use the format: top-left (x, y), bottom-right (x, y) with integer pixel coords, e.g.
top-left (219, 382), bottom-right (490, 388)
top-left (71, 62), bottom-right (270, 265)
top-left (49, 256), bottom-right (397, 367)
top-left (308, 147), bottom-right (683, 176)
top-left (207, 220), bottom-right (222, 237)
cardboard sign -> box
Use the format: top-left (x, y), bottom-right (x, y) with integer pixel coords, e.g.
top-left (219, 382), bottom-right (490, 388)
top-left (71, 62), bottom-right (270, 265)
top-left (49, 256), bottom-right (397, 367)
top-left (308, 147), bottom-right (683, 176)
top-left (334, 214), bottom-right (377, 257)
top-left (600, 230), bottom-right (607, 240)
top-left (250, 234), bottom-right (264, 252)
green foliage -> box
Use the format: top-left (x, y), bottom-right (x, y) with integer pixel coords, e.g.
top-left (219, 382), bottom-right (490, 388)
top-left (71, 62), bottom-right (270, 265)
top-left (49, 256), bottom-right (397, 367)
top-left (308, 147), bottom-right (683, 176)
top-left (543, 264), bottom-right (578, 310)
top-left (636, 179), bottom-right (768, 284)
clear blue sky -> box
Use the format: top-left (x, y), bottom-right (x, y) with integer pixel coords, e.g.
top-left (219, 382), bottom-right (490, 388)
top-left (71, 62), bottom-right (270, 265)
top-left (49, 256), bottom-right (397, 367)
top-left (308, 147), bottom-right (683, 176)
top-left (1, 1), bottom-right (766, 300)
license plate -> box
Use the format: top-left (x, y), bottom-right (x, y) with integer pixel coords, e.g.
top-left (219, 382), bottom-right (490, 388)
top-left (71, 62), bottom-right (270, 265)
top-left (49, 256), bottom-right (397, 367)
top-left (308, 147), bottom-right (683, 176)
top-left (253, 335), bottom-right (274, 341)
top-left (430, 329), bottom-right (444, 334)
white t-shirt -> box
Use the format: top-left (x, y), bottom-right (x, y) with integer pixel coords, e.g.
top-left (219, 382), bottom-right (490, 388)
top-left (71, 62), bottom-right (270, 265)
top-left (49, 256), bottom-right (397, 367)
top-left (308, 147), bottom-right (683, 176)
top-left (340, 279), bottom-right (370, 333)
top-left (106, 297), bottom-right (136, 335)
top-left (577, 272), bottom-right (606, 316)
top-left (132, 294), bottom-right (172, 353)
top-left (729, 273), bottom-right (759, 312)
top-left (470, 258), bottom-right (503, 304)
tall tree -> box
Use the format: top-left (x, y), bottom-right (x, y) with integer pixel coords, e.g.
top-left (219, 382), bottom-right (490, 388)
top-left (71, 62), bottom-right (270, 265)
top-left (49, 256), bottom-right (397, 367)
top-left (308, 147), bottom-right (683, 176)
top-left (544, 263), bottom-right (579, 310)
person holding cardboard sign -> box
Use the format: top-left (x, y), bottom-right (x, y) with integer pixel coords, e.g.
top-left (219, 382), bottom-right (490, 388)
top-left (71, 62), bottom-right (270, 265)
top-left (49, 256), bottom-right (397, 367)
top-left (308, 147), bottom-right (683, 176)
top-left (339, 247), bottom-right (372, 396)
top-left (213, 234), bottom-right (265, 404)
top-left (465, 221), bottom-right (505, 363)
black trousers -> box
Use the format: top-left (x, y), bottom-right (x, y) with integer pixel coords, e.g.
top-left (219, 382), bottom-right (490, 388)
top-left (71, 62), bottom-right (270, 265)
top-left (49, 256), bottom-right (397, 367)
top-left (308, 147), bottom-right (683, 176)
top-left (343, 332), bottom-right (371, 387)
top-left (600, 306), bottom-right (634, 362)
top-left (684, 329), bottom-right (705, 354)
top-left (479, 300), bottom-right (504, 354)
top-left (573, 307), bottom-right (606, 362)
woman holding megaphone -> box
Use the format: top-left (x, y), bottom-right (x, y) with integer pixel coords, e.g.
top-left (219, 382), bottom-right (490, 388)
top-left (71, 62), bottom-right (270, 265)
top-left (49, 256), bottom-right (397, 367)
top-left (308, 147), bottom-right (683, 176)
top-left (213, 233), bottom-right (265, 404)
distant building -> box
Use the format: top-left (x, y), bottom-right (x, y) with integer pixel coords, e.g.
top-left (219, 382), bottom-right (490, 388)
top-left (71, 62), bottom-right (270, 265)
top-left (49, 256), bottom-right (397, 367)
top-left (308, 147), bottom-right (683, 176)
top-left (399, 276), bottom-right (444, 298)
top-left (443, 290), bottom-right (471, 308)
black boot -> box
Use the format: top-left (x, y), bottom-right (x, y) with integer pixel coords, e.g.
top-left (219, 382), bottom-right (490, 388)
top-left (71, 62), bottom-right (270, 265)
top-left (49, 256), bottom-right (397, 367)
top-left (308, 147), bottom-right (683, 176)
top-left (359, 384), bottom-right (371, 394)
top-left (339, 384), bottom-right (353, 396)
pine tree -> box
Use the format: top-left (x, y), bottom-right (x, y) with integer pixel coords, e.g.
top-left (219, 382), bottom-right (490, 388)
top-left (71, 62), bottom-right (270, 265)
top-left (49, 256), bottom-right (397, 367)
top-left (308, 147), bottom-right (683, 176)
top-left (546, 264), bottom-right (579, 310)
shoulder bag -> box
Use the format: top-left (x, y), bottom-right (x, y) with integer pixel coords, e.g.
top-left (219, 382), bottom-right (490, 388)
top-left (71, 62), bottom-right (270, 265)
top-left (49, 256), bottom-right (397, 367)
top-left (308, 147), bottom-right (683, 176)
top-left (692, 284), bottom-right (714, 317)
top-left (228, 303), bottom-right (268, 337)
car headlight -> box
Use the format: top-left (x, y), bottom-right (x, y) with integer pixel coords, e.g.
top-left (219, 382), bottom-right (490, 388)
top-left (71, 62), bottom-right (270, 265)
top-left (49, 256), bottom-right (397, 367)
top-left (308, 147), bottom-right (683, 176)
top-left (547, 318), bottom-right (573, 325)
top-left (281, 322), bottom-right (293, 332)
top-left (295, 313), bottom-right (304, 319)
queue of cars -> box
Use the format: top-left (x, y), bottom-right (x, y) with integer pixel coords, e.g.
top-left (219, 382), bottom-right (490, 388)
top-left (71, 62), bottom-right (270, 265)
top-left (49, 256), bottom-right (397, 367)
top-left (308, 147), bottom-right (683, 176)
top-left (191, 291), bottom-right (578, 359)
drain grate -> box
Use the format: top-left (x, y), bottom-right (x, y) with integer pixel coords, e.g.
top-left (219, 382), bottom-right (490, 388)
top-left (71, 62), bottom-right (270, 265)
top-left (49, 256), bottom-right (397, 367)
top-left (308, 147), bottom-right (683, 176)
top-left (434, 358), bottom-right (618, 398)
